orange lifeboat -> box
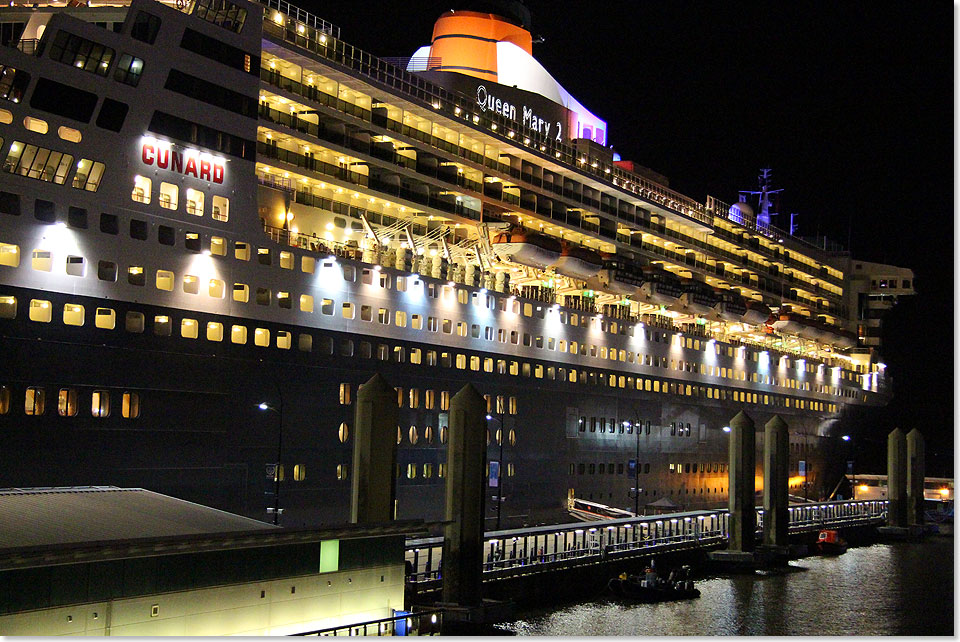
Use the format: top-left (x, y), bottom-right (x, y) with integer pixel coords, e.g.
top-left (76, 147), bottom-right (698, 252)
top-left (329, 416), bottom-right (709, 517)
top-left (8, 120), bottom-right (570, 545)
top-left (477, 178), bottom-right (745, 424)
top-left (490, 227), bottom-right (561, 270)
top-left (554, 242), bottom-right (603, 280)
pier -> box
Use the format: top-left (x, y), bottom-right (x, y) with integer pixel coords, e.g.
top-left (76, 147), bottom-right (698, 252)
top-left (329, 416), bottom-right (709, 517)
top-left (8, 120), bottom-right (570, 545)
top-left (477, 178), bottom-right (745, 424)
top-left (403, 498), bottom-right (887, 589)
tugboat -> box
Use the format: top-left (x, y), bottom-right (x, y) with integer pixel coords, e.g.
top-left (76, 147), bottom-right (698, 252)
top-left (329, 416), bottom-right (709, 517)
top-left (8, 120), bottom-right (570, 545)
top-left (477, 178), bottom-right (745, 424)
top-left (816, 530), bottom-right (848, 555)
top-left (608, 564), bottom-right (701, 602)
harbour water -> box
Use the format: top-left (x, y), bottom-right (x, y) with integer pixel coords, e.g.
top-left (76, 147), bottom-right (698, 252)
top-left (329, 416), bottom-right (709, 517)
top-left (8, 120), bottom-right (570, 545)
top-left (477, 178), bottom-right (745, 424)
top-left (496, 536), bottom-right (953, 636)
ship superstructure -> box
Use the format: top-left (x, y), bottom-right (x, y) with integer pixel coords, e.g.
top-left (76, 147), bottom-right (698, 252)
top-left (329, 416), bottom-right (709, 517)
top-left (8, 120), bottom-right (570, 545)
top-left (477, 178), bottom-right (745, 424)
top-left (0, 0), bottom-right (914, 527)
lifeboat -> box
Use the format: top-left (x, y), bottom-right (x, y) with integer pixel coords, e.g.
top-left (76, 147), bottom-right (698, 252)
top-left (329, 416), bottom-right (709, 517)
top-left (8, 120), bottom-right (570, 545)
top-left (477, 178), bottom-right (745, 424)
top-left (584, 257), bottom-right (646, 296)
top-left (798, 318), bottom-right (827, 341)
top-left (638, 265), bottom-right (683, 306)
top-left (679, 279), bottom-right (719, 316)
top-left (831, 329), bottom-right (858, 350)
top-left (554, 241), bottom-right (603, 280)
top-left (771, 312), bottom-right (807, 334)
top-left (712, 289), bottom-right (747, 322)
top-left (742, 299), bottom-right (772, 326)
top-left (490, 227), bottom-right (561, 270)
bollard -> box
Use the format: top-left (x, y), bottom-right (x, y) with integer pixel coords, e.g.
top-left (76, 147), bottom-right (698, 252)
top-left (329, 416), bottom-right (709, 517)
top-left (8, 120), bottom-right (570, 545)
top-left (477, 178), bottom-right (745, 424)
top-left (763, 415), bottom-right (790, 548)
top-left (350, 373), bottom-right (398, 524)
top-left (887, 428), bottom-right (908, 528)
top-left (441, 384), bottom-right (486, 606)
top-left (906, 429), bottom-right (925, 526)
top-left (727, 411), bottom-right (756, 552)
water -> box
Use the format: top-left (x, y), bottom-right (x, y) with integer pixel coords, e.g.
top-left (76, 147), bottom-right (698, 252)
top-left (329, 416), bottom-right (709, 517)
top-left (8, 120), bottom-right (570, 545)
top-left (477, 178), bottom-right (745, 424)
top-left (497, 536), bottom-right (953, 636)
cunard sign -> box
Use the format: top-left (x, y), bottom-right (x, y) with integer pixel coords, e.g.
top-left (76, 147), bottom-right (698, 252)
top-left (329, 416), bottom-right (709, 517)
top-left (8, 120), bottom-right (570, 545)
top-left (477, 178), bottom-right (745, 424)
top-left (140, 138), bottom-right (225, 184)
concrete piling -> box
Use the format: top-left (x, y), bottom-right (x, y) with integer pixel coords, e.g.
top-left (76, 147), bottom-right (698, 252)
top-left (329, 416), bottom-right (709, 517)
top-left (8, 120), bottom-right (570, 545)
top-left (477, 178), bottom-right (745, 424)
top-left (727, 411), bottom-right (756, 552)
top-left (441, 383), bottom-right (487, 607)
top-left (886, 428), bottom-right (908, 528)
top-left (762, 415), bottom-right (789, 548)
top-left (906, 429), bottom-right (925, 526)
top-left (350, 373), bottom-right (398, 524)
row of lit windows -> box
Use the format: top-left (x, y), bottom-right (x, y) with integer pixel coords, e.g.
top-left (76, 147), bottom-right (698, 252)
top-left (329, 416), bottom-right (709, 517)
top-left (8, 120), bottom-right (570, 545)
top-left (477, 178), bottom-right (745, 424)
top-left (569, 461), bottom-right (729, 476)
top-left (0, 290), bottom-right (854, 408)
top-left (337, 382), bottom-right (519, 416)
top-left (0, 385), bottom-right (140, 418)
top-left (131, 175), bottom-right (229, 221)
top-left (0, 139), bottom-right (104, 192)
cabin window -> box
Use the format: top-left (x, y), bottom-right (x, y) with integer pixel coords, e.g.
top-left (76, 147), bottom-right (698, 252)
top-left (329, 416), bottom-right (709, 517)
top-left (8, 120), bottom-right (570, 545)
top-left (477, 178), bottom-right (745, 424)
top-left (91, 390), bottom-right (110, 417)
top-left (0, 295), bottom-right (15, 319)
top-left (233, 283), bottom-right (249, 303)
top-left (132, 175), bottom-right (151, 203)
top-left (301, 255), bottom-right (315, 273)
top-left (153, 315), bottom-right (171, 336)
top-left (185, 188), bottom-right (204, 216)
top-left (300, 294), bottom-right (314, 312)
top-left (207, 278), bottom-right (225, 299)
top-left (64, 255), bottom-right (85, 277)
top-left (158, 182), bottom-right (178, 209)
top-left (212, 195), bottom-right (229, 222)
top-left (155, 270), bottom-right (174, 291)
top-left (0, 242), bottom-right (19, 268)
top-left (254, 327), bottom-right (269, 346)
top-left (180, 318), bottom-right (198, 339)
top-left (230, 324), bottom-right (247, 344)
top-left (72, 160), bottom-right (104, 192)
top-left (97, 260), bottom-right (117, 282)
top-left (206, 321), bottom-right (223, 341)
top-left (279, 251), bottom-right (294, 269)
top-left (183, 274), bottom-right (199, 294)
top-left (63, 303), bottom-right (84, 326)
top-left (25, 387), bottom-right (45, 415)
top-left (234, 242), bottom-right (250, 261)
top-left (95, 307), bottom-right (115, 329)
top-left (58, 388), bottom-right (78, 417)
top-left (0, 385), bottom-right (9, 414)
top-left (337, 464), bottom-right (348, 481)
top-left (342, 302), bottom-right (354, 319)
top-left (31, 250), bottom-right (52, 272)
top-left (255, 287), bottom-right (271, 306)
top-left (276, 331), bottom-right (291, 349)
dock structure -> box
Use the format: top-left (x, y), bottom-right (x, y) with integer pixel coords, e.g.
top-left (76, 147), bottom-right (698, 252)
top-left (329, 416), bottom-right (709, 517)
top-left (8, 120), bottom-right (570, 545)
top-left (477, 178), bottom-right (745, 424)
top-left (350, 373), bottom-right (399, 524)
top-left (906, 429), bottom-right (925, 526)
top-left (727, 411), bottom-right (757, 553)
top-left (404, 498), bottom-right (889, 587)
top-left (886, 428), bottom-right (908, 528)
top-left (762, 415), bottom-right (790, 549)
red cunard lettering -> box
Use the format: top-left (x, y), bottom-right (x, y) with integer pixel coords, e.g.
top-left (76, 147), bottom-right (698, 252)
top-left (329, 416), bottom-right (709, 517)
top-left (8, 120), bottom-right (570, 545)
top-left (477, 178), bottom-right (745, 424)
top-left (140, 142), bottom-right (225, 184)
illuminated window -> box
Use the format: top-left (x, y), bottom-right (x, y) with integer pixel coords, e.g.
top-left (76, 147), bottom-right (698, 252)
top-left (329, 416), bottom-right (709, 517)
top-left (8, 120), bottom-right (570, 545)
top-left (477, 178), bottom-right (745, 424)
top-left (31, 249), bottom-right (51, 272)
top-left (0, 385), bottom-right (9, 414)
top-left (63, 303), bottom-right (84, 326)
top-left (342, 302), bottom-right (355, 319)
top-left (208, 278), bottom-right (225, 298)
top-left (301, 255), bottom-right (315, 273)
top-left (57, 126), bottom-right (82, 143)
top-left (122, 392), bottom-right (140, 418)
top-left (406, 463), bottom-right (417, 479)
top-left (0, 109), bottom-right (10, 124)
top-left (440, 390), bottom-right (450, 411)
top-left (210, 236), bottom-right (226, 256)
top-left (25, 386), bottom-right (45, 415)
top-left (231, 324), bottom-right (247, 344)
top-left (0, 242), bottom-right (19, 268)
top-left (185, 188), bottom-right (204, 216)
top-left (159, 182), bottom-right (178, 209)
top-left (206, 321), bottom-right (223, 341)
top-left (254, 327), bottom-right (269, 347)
top-left (408, 426), bottom-right (418, 445)
top-left (91, 389), bottom-right (110, 417)
top-left (425, 389), bottom-right (435, 409)
top-left (155, 269), bottom-right (174, 291)
top-left (95, 307), bottom-right (115, 329)
top-left (132, 175), bottom-right (151, 203)
top-left (23, 116), bottom-right (47, 134)
top-left (58, 388), bottom-right (78, 416)
top-left (212, 195), bottom-right (229, 222)
top-left (337, 464), bottom-right (348, 481)
top-left (299, 294), bottom-right (314, 313)
top-left (233, 283), bottom-right (249, 303)
top-left (0, 295), bottom-right (15, 319)
top-left (65, 255), bottom-right (85, 277)
top-left (424, 425), bottom-right (434, 444)
top-left (234, 242), bottom-right (250, 261)
top-left (153, 315), bottom-right (171, 336)
top-left (276, 330), bottom-right (291, 349)
top-left (339, 383), bottom-right (351, 405)
top-left (182, 274), bottom-right (199, 294)
top-left (181, 318), bottom-right (198, 338)
top-left (71, 159), bottom-right (103, 192)
top-left (440, 426), bottom-right (448, 444)
top-left (338, 422), bottom-right (349, 442)
top-left (127, 266), bottom-right (145, 286)
top-left (279, 251), bottom-right (294, 269)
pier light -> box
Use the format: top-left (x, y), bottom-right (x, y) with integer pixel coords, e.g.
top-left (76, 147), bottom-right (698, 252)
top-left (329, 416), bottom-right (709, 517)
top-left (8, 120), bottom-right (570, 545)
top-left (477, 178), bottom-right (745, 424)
top-left (431, 615), bottom-right (438, 624)
top-left (574, 529), bottom-right (583, 534)
top-left (722, 426), bottom-right (731, 433)
top-left (841, 435), bottom-right (850, 441)
top-left (684, 517), bottom-right (691, 522)
top-left (670, 519), bottom-right (678, 523)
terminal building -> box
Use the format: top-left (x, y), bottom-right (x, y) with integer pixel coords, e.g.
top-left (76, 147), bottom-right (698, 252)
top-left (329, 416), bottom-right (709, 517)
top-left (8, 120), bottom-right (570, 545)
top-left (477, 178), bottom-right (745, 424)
top-left (0, 486), bottom-right (428, 635)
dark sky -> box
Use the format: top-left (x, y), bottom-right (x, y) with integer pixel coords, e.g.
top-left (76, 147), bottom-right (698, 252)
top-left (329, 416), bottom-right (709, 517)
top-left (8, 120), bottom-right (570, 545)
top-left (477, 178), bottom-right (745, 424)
top-left (295, 1), bottom-right (953, 475)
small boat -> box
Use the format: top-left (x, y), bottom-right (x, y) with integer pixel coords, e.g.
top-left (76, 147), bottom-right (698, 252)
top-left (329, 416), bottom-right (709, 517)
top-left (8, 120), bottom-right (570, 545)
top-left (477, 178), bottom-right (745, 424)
top-left (712, 289), bottom-right (748, 322)
top-left (490, 227), bottom-right (561, 269)
top-left (816, 529), bottom-right (847, 555)
top-left (607, 565), bottom-right (701, 603)
top-left (554, 241), bottom-right (603, 280)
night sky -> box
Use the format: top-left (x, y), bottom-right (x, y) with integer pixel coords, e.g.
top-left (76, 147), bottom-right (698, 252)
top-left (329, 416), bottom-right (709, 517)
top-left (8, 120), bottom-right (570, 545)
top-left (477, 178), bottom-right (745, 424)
top-left (295, 1), bottom-right (953, 475)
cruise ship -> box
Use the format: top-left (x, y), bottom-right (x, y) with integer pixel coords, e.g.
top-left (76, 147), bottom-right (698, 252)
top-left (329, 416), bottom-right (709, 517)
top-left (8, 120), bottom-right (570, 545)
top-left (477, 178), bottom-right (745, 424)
top-left (0, 0), bottom-right (915, 528)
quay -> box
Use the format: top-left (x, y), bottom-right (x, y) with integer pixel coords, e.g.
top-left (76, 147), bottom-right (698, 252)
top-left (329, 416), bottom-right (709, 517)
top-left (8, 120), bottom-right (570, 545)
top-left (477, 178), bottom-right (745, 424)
top-left (403, 498), bottom-right (888, 593)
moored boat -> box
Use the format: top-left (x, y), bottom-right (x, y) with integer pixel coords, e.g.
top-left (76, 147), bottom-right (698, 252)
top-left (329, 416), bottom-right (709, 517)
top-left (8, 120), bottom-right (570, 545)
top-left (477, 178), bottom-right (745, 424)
top-left (816, 529), bottom-right (847, 554)
top-left (608, 565), bottom-right (700, 602)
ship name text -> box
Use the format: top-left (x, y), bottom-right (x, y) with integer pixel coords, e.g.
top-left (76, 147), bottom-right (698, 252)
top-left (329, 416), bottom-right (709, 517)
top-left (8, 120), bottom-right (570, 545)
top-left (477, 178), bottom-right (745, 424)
top-left (141, 142), bottom-right (225, 184)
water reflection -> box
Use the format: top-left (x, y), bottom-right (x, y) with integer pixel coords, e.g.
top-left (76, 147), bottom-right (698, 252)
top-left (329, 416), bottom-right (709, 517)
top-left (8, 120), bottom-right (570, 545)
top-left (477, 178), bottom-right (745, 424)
top-left (498, 538), bottom-right (953, 636)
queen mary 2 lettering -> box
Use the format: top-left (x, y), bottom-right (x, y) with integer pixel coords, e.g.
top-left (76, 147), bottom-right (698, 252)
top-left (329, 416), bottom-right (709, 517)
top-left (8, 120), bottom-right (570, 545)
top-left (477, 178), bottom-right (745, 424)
top-left (140, 139), bottom-right (225, 184)
top-left (476, 84), bottom-right (563, 141)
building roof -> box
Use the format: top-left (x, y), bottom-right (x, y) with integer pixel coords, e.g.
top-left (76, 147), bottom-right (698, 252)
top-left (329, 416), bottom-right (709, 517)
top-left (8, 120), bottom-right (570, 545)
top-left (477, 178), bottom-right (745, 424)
top-left (0, 486), bottom-right (275, 550)
top-left (0, 486), bottom-right (429, 572)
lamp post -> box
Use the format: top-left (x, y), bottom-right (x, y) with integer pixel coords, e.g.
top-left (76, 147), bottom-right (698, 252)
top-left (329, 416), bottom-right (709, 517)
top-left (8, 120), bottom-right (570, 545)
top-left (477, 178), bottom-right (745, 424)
top-left (258, 399), bottom-right (283, 526)
top-left (624, 419), bottom-right (640, 517)
top-left (486, 412), bottom-right (506, 531)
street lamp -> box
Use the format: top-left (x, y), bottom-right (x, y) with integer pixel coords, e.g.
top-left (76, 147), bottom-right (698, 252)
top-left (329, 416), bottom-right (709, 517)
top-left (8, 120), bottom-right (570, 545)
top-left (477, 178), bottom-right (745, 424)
top-left (486, 412), bottom-right (506, 531)
top-left (258, 399), bottom-right (283, 526)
